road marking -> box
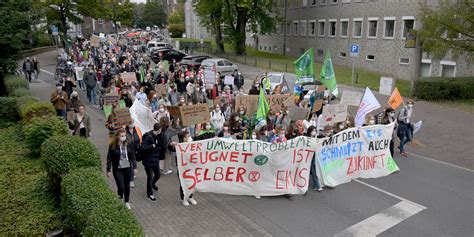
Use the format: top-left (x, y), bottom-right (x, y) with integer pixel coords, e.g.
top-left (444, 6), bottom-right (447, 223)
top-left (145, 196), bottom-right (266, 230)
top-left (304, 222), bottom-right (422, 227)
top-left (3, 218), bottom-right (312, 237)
top-left (41, 69), bottom-right (54, 76)
top-left (334, 200), bottom-right (425, 237)
top-left (408, 152), bottom-right (473, 172)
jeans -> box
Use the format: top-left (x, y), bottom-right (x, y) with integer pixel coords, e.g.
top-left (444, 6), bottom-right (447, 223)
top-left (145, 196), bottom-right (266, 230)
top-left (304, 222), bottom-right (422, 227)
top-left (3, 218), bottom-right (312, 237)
top-left (113, 167), bottom-right (132, 202)
top-left (86, 85), bottom-right (96, 104)
top-left (144, 164), bottom-right (160, 196)
top-left (78, 80), bottom-right (85, 90)
top-left (56, 109), bottom-right (66, 120)
top-left (399, 125), bottom-right (413, 153)
top-left (309, 157), bottom-right (321, 190)
top-left (25, 71), bottom-right (32, 82)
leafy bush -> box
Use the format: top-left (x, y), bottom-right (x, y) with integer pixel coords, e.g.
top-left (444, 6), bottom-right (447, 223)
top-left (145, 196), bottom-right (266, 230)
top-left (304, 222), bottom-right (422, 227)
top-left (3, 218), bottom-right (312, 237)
top-left (23, 116), bottom-right (68, 156)
top-left (15, 95), bottom-right (38, 113)
top-left (414, 77), bottom-right (474, 100)
top-left (0, 126), bottom-right (63, 235)
top-left (168, 24), bottom-right (185, 38)
top-left (42, 135), bottom-right (101, 177)
top-left (20, 101), bottom-right (55, 122)
top-left (4, 74), bottom-right (29, 95)
top-left (0, 97), bottom-right (18, 122)
top-left (62, 168), bottom-right (143, 236)
top-left (9, 87), bottom-right (30, 97)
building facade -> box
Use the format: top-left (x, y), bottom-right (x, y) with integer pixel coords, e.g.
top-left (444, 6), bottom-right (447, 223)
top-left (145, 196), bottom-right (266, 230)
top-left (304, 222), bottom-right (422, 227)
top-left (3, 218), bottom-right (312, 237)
top-left (80, 17), bottom-right (117, 37)
top-left (252, 0), bottom-right (472, 81)
top-left (184, 0), bottom-right (212, 39)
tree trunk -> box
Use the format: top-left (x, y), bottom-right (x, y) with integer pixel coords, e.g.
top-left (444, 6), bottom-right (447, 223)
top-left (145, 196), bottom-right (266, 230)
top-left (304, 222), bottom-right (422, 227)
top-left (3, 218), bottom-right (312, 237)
top-left (235, 9), bottom-right (247, 55)
top-left (214, 23), bottom-right (225, 53)
top-left (60, 6), bottom-right (68, 48)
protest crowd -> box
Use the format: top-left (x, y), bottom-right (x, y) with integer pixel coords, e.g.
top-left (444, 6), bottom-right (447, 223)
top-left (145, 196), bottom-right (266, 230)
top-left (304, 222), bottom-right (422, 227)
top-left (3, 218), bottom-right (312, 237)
top-left (48, 32), bottom-right (416, 210)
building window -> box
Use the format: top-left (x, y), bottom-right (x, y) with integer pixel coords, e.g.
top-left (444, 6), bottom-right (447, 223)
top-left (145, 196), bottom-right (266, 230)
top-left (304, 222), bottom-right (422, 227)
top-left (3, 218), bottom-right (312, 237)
top-left (302, 0), bottom-right (308, 7)
top-left (279, 23), bottom-right (285, 35)
top-left (342, 0), bottom-right (350, 3)
top-left (328, 20), bottom-right (337, 37)
top-left (98, 18), bottom-right (104, 24)
top-left (330, 0), bottom-right (338, 4)
top-left (318, 20), bottom-right (326, 37)
top-left (340, 19), bottom-right (349, 38)
top-left (355, 0), bottom-right (363, 2)
top-left (384, 17), bottom-right (396, 39)
top-left (311, 0), bottom-right (317, 6)
top-left (339, 52), bottom-right (347, 58)
top-left (320, 0), bottom-right (327, 4)
top-left (399, 58), bottom-right (410, 65)
top-left (402, 16), bottom-right (415, 39)
top-left (309, 20), bottom-right (316, 36)
top-left (286, 22), bottom-right (291, 35)
top-left (292, 21), bottom-right (299, 35)
top-left (317, 49), bottom-right (324, 57)
top-left (353, 18), bottom-right (362, 38)
top-left (300, 21), bottom-right (307, 36)
top-left (366, 54), bottom-right (375, 61)
top-left (440, 61), bottom-right (456, 77)
top-left (420, 59), bottom-right (431, 77)
top-left (367, 18), bottom-right (378, 38)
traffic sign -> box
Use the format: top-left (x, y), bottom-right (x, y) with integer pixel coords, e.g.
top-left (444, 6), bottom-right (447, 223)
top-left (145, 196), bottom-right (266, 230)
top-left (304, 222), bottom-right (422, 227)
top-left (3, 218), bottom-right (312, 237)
top-left (51, 25), bottom-right (58, 36)
top-left (350, 44), bottom-right (359, 57)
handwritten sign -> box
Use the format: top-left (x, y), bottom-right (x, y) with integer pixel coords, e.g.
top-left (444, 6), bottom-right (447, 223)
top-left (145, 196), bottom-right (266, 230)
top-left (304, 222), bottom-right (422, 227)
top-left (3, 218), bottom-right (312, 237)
top-left (312, 85), bottom-right (326, 112)
top-left (320, 104), bottom-right (348, 126)
top-left (104, 94), bottom-right (120, 106)
top-left (224, 75), bottom-right (234, 85)
top-left (155, 84), bottom-right (167, 96)
top-left (204, 71), bottom-right (216, 85)
top-left (340, 90), bottom-right (363, 107)
top-left (288, 105), bottom-right (310, 120)
top-left (115, 108), bottom-right (132, 126)
top-left (235, 95), bottom-right (289, 115)
top-left (167, 104), bottom-right (211, 126)
top-left (90, 35), bottom-right (100, 47)
top-left (120, 72), bottom-right (137, 84)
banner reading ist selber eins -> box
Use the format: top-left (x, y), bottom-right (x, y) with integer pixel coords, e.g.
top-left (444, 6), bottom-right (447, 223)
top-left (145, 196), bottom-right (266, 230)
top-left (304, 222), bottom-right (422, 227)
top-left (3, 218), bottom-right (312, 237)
top-left (176, 124), bottom-right (399, 198)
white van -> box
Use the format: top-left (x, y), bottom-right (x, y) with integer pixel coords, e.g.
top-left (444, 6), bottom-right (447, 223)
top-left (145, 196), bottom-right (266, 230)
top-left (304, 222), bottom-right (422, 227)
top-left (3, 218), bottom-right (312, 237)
top-left (147, 41), bottom-right (172, 50)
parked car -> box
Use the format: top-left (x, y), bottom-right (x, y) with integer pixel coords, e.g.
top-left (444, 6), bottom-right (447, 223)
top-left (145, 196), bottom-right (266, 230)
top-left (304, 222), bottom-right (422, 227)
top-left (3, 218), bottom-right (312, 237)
top-left (151, 49), bottom-right (187, 63)
top-left (181, 55), bottom-right (211, 70)
top-left (147, 41), bottom-right (173, 50)
top-left (201, 58), bottom-right (238, 77)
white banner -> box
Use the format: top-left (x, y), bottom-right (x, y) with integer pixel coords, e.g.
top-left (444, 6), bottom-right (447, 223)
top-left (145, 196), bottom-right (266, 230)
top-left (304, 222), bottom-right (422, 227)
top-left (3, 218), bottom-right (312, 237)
top-left (315, 123), bottom-right (399, 187)
top-left (176, 124), bottom-right (398, 198)
top-left (129, 100), bottom-right (156, 133)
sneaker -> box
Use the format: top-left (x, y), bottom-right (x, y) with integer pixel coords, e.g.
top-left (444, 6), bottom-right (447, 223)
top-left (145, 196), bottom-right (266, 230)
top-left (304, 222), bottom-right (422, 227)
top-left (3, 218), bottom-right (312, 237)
top-left (148, 195), bottom-right (157, 202)
top-left (188, 197), bottom-right (197, 205)
top-left (254, 195), bottom-right (261, 199)
top-left (316, 187), bottom-right (323, 192)
top-left (125, 202), bottom-right (131, 209)
top-left (160, 169), bottom-right (165, 174)
top-left (130, 181), bottom-right (135, 188)
top-left (152, 184), bottom-right (158, 191)
top-left (401, 152), bottom-right (408, 157)
top-left (182, 199), bottom-right (190, 206)
top-left (164, 170), bottom-right (173, 175)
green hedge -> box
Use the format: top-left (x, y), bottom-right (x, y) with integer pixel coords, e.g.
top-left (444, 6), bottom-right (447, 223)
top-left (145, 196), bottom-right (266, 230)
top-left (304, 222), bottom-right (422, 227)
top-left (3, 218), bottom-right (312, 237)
top-left (0, 97), bottom-right (18, 122)
top-left (20, 101), bottom-right (55, 122)
top-left (23, 116), bottom-right (68, 156)
top-left (4, 74), bottom-right (29, 95)
top-left (61, 168), bottom-right (143, 236)
top-left (168, 24), bottom-right (185, 38)
top-left (414, 77), bottom-right (474, 100)
top-left (9, 87), bottom-right (31, 97)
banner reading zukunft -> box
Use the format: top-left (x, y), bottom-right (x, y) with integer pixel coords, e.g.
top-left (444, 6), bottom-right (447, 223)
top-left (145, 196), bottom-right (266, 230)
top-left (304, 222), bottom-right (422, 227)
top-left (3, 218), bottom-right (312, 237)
top-left (315, 123), bottom-right (399, 187)
top-left (176, 124), bottom-right (399, 198)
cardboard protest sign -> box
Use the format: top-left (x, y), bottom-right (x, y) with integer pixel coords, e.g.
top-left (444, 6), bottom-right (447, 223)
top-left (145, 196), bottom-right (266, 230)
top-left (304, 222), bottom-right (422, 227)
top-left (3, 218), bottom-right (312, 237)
top-left (177, 136), bottom-right (315, 198)
top-left (312, 85), bottom-right (326, 113)
top-left (340, 90), bottom-right (363, 107)
top-left (67, 111), bottom-right (75, 122)
top-left (235, 95), bottom-right (288, 116)
top-left (320, 104), bottom-right (348, 126)
top-left (167, 104), bottom-right (211, 126)
top-left (224, 75), bottom-right (234, 85)
top-left (115, 108), bottom-right (132, 126)
top-left (104, 94), bottom-right (120, 106)
top-left (315, 123), bottom-right (398, 187)
top-left (288, 105), bottom-right (310, 120)
top-left (387, 87), bottom-right (403, 109)
top-left (90, 35), bottom-right (100, 47)
top-left (155, 84), bottom-right (167, 96)
top-left (204, 71), bottom-right (216, 85)
top-left (120, 72), bottom-right (137, 84)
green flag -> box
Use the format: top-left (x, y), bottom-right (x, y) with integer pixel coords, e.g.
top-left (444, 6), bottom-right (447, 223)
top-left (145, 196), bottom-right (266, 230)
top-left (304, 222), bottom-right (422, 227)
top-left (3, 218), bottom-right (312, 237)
top-left (254, 88), bottom-right (270, 131)
top-left (320, 51), bottom-right (338, 96)
top-left (294, 48), bottom-right (315, 84)
top-left (139, 65), bottom-right (145, 82)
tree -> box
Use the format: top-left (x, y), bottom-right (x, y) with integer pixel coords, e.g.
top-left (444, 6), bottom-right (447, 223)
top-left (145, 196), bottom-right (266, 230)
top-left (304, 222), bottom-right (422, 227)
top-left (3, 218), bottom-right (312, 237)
top-left (194, 0), bottom-right (225, 52)
top-left (168, 9), bottom-right (184, 24)
top-left (100, 0), bottom-right (134, 34)
top-left (419, 0), bottom-right (474, 62)
top-left (133, 1), bottom-right (167, 28)
top-left (194, 0), bottom-right (278, 55)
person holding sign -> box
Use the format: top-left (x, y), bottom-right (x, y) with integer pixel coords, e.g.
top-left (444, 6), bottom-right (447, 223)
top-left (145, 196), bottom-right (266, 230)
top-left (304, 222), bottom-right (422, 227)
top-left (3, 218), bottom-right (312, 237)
top-left (106, 128), bottom-right (137, 210)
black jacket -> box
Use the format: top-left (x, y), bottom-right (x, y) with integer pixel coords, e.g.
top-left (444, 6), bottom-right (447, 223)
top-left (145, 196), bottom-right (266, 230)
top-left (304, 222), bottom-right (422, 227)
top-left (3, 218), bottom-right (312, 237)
top-left (106, 143), bottom-right (137, 172)
top-left (141, 131), bottom-right (166, 166)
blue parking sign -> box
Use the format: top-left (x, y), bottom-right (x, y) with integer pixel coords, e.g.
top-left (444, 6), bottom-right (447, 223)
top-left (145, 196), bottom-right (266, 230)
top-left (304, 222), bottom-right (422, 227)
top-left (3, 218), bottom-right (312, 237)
top-left (350, 44), bottom-right (359, 57)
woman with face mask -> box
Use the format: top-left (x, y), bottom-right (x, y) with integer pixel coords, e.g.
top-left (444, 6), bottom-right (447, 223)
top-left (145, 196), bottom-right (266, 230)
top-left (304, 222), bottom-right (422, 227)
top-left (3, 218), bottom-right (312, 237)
top-left (135, 86), bottom-right (147, 105)
top-left (210, 105), bottom-right (225, 132)
top-left (106, 128), bottom-right (137, 209)
top-left (304, 113), bottom-right (319, 133)
top-left (238, 107), bottom-right (250, 128)
top-left (271, 126), bottom-right (288, 143)
top-left (69, 104), bottom-right (91, 138)
top-left (229, 113), bottom-right (244, 139)
top-left (306, 126), bottom-right (323, 192)
top-left (363, 115), bottom-right (376, 126)
top-left (397, 100), bottom-right (415, 157)
top-left (335, 122), bottom-right (347, 133)
top-left (248, 80), bottom-right (260, 95)
top-left (382, 107), bottom-right (398, 157)
top-left (153, 104), bottom-right (170, 124)
top-left (148, 90), bottom-right (159, 112)
top-left (196, 123), bottom-right (216, 140)
top-left (66, 91), bottom-right (83, 113)
top-left (217, 122), bottom-right (233, 139)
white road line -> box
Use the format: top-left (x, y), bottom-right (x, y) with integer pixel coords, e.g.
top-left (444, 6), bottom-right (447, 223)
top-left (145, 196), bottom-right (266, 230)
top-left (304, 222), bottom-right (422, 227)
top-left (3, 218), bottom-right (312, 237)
top-left (408, 152), bottom-right (473, 172)
top-left (40, 69), bottom-right (54, 76)
top-left (334, 200), bottom-right (425, 237)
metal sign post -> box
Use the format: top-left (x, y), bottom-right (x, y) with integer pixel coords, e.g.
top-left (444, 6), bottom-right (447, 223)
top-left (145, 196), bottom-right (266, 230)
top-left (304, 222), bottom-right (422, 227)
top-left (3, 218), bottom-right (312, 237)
top-left (350, 44), bottom-right (360, 86)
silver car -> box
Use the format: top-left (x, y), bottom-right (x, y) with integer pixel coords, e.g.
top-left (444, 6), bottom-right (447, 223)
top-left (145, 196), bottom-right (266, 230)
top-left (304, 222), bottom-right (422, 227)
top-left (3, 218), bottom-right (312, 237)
top-left (201, 58), bottom-right (238, 77)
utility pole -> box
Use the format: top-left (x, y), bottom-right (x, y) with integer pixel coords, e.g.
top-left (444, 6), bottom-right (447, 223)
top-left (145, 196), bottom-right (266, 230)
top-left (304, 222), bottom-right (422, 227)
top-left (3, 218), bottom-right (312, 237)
top-left (282, 0), bottom-right (288, 55)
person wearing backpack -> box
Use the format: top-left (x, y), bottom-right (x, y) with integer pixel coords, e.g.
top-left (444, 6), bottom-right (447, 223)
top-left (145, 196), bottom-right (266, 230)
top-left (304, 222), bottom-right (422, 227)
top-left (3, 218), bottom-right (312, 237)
top-left (126, 123), bottom-right (142, 188)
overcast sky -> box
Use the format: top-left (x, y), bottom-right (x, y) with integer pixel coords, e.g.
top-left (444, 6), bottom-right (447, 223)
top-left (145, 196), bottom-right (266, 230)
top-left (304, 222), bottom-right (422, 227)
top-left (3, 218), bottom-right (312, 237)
top-left (130, 0), bottom-right (146, 3)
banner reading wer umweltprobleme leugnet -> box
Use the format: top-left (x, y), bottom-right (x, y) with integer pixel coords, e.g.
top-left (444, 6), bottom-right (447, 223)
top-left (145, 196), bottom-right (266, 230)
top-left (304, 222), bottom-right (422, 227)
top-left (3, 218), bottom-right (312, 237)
top-left (176, 123), bottom-right (398, 199)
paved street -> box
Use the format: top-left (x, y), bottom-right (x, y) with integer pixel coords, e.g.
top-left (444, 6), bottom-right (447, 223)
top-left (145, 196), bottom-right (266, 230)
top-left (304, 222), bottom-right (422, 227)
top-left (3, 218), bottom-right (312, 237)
top-left (30, 49), bottom-right (473, 236)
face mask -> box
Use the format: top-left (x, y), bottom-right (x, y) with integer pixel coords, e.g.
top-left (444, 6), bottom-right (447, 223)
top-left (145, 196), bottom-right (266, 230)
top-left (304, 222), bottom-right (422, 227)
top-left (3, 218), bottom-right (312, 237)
top-left (159, 108), bottom-right (165, 113)
top-left (263, 131), bottom-right (268, 136)
top-left (187, 137), bottom-right (193, 142)
top-left (129, 124), bottom-right (135, 128)
top-left (408, 104), bottom-right (413, 109)
top-left (153, 130), bottom-right (161, 135)
top-left (239, 111), bottom-right (244, 115)
top-left (235, 117), bottom-right (240, 121)
top-left (255, 84), bottom-right (259, 88)
top-left (56, 87), bottom-right (62, 91)
top-left (369, 120), bottom-right (375, 125)
top-left (389, 112), bottom-right (395, 117)
top-left (251, 135), bottom-right (257, 139)
top-left (223, 127), bottom-right (229, 131)
top-left (215, 107), bottom-right (220, 111)
top-left (339, 124), bottom-right (345, 129)
top-left (279, 134), bottom-right (286, 139)
top-left (205, 125), bottom-right (211, 130)
top-left (310, 131), bottom-right (317, 137)
top-left (180, 100), bottom-right (185, 103)
top-left (119, 136), bottom-right (127, 142)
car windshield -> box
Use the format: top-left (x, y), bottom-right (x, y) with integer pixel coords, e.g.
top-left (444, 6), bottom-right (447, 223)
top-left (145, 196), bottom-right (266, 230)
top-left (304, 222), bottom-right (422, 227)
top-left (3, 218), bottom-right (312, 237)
top-left (268, 74), bottom-right (282, 83)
